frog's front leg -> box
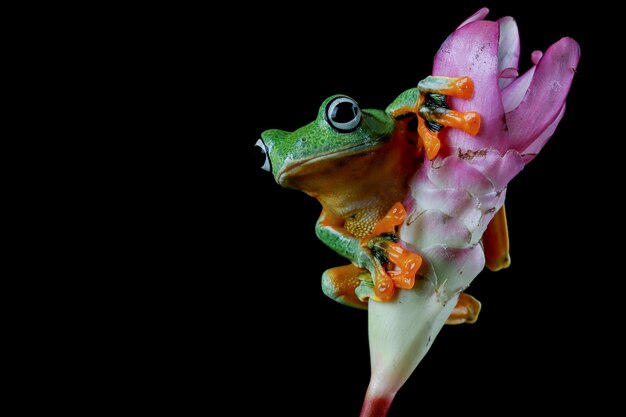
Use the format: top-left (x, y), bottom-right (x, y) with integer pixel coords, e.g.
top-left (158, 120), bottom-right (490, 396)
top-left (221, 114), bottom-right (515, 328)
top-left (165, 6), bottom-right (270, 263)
top-left (417, 75), bottom-right (475, 99)
top-left (417, 76), bottom-right (481, 136)
top-left (316, 204), bottom-right (422, 303)
top-left (417, 76), bottom-right (481, 160)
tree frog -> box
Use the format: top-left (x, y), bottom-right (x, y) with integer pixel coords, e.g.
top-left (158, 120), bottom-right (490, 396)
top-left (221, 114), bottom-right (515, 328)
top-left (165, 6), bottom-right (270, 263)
top-left (256, 76), bottom-right (507, 320)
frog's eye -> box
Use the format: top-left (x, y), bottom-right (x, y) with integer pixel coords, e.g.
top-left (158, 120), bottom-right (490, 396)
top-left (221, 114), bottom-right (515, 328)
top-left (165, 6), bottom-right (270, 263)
top-left (254, 138), bottom-right (272, 172)
top-left (325, 96), bottom-right (362, 133)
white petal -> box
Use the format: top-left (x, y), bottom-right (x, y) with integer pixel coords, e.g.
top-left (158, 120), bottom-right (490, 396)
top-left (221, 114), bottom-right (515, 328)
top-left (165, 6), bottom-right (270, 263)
top-left (498, 17), bottom-right (521, 89)
top-left (501, 66), bottom-right (536, 112)
top-left (367, 286), bottom-right (459, 399)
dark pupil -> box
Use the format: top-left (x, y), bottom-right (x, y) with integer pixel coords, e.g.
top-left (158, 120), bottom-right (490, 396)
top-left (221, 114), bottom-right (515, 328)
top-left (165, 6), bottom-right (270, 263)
top-left (254, 144), bottom-right (267, 168)
top-left (331, 102), bottom-right (357, 123)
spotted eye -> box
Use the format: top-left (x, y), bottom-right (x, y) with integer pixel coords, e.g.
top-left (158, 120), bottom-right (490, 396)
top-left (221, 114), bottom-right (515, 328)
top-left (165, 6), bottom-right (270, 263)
top-left (254, 138), bottom-right (271, 172)
top-left (325, 96), bottom-right (362, 133)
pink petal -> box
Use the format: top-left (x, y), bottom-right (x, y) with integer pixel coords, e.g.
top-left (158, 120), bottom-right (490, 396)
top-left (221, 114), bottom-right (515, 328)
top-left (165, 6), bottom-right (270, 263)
top-left (409, 187), bottom-right (482, 232)
top-left (498, 67), bottom-right (519, 79)
top-left (402, 210), bottom-right (471, 249)
top-left (521, 104), bottom-right (566, 163)
top-left (506, 37), bottom-right (580, 153)
top-left (459, 149), bottom-right (526, 191)
top-left (422, 245), bottom-right (485, 299)
top-left (501, 65), bottom-right (536, 113)
top-left (428, 156), bottom-right (494, 195)
top-left (497, 17), bottom-right (521, 89)
top-left (457, 7), bottom-right (489, 29)
top-left (433, 20), bottom-right (509, 154)
top-left (532, 50), bottom-right (543, 64)
top-left (469, 189), bottom-right (507, 243)
top-left (478, 190), bottom-right (506, 219)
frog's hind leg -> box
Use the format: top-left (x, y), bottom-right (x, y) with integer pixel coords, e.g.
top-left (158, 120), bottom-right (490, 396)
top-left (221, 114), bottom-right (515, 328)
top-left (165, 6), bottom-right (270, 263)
top-left (482, 205), bottom-right (511, 272)
top-left (446, 292), bottom-right (481, 325)
top-left (322, 264), bottom-right (369, 310)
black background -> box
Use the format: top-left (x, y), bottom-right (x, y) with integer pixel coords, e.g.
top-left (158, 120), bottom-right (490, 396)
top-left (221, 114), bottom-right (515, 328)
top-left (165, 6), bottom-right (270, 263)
top-left (127, 2), bottom-right (620, 415)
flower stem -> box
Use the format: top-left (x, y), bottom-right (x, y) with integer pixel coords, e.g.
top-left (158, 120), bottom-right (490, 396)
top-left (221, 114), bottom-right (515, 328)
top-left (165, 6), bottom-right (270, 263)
top-left (359, 392), bottom-right (395, 417)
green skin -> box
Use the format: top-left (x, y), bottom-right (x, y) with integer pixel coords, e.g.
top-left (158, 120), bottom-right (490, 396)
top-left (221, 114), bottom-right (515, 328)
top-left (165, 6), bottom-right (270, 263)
top-left (259, 76), bottom-right (461, 306)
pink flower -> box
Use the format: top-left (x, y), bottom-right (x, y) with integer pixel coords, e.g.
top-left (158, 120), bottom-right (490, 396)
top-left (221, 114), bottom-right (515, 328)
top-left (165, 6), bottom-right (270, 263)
top-left (433, 7), bottom-right (579, 163)
top-left (362, 8), bottom-right (580, 417)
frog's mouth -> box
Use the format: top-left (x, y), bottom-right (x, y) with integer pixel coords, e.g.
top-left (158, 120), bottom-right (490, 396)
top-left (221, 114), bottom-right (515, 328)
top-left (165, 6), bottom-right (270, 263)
top-left (277, 139), bottom-right (387, 186)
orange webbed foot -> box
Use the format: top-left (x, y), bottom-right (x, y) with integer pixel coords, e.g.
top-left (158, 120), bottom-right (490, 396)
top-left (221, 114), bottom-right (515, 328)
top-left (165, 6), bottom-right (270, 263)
top-left (438, 76), bottom-right (474, 99)
top-left (363, 202), bottom-right (423, 298)
top-left (414, 75), bottom-right (481, 160)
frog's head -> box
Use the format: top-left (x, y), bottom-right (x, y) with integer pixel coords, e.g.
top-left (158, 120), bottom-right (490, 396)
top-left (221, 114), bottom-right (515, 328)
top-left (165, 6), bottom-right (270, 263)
top-left (255, 95), bottom-right (394, 189)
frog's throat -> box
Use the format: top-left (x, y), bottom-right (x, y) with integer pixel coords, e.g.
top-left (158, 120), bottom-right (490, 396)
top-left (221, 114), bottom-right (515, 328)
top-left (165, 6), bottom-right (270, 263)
top-left (276, 138), bottom-right (387, 186)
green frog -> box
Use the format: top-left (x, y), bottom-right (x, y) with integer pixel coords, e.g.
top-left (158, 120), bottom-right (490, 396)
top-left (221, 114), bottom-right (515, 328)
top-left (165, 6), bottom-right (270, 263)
top-left (256, 76), bottom-right (507, 323)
